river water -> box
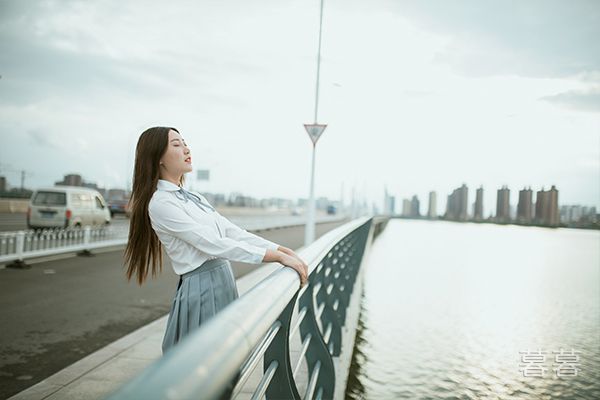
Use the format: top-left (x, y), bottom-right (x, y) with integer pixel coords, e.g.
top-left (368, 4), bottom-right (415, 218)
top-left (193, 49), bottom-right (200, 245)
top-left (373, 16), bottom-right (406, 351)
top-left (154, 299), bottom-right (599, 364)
top-left (346, 219), bottom-right (600, 399)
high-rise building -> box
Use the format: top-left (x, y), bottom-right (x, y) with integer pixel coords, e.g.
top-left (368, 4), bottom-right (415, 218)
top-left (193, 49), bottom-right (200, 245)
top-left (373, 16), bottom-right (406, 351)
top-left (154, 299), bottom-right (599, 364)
top-left (561, 205), bottom-right (598, 224)
top-left (535, 189), bottom-right (546, 223)
top-left (428, 191), bottom-right (437, 219)
top-left (473, 186), bottom-right (484, 221)
top-left (517, 187), bottom-right (533, 223)
top-left (560, 205), bottom-right (580, 223)
top-left (445, 184), bottom-right (469, 221)
top-left (534, 185), bottom-right (560, 226)
top-left (383, 186), bottom-right (395, 215)
top-left (411, 195), bottom-right (420, 217)
top-left (402, 199), bottom-right (411, 217)
top-left (548, 185), bottom-right (559, 226)
top-left (496, 186), bottom-right (510, 222)
top-left (383, 195), bottom-right (396, 215)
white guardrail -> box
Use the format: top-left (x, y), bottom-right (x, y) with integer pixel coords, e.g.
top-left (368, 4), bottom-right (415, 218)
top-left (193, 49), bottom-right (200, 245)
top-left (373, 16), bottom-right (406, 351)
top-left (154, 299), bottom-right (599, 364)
top-left (0, 215), bottom-right (349, 266)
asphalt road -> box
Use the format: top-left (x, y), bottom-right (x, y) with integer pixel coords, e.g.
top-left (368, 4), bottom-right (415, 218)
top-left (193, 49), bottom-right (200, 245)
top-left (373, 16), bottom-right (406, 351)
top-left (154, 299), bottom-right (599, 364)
top-left (0, 219), bottom-right (348, 399)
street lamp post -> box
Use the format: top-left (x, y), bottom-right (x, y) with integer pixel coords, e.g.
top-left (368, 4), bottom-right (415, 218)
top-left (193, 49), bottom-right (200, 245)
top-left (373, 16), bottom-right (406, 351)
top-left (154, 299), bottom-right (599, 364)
top-left (304, 0), bottom-right (326, 246)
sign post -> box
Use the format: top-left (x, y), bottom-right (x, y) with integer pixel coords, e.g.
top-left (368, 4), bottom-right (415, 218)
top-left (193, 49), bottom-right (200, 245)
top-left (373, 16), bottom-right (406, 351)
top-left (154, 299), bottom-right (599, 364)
top-left (304, 0), bottom-right (327, 246)
top-left (191, 169), bottom-right (210, 192)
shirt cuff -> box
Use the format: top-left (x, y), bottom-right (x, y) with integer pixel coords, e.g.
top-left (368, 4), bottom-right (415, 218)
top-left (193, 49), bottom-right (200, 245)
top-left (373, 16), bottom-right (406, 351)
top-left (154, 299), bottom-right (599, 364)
top-left (266, 240), bottom-right (279, 251)
top-left (252, 246), bottom-right (268, 264)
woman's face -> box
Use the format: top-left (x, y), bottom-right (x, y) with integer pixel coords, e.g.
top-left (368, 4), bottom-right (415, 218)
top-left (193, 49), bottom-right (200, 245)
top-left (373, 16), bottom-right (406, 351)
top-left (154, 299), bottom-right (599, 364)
top-left (159, 129), bottom-right (192, 179)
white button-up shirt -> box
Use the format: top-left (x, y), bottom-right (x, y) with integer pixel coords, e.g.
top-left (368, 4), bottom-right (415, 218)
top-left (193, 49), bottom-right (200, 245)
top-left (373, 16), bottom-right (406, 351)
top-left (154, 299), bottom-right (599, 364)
top-left (148, 179), bottom-right (279, 275)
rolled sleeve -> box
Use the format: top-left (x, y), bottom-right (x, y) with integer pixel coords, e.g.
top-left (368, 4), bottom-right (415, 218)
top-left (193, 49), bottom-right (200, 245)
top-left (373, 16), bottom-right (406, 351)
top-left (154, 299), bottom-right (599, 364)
top-left (149, 197), bottom-right (267, 264)
top-left (216, 213), bottom-right (280, 251)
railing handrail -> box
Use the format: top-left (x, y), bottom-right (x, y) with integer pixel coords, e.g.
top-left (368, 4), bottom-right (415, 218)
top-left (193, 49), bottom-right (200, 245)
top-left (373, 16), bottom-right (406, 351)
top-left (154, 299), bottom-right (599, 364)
top-left (105, 216), bottom-right (376, 400)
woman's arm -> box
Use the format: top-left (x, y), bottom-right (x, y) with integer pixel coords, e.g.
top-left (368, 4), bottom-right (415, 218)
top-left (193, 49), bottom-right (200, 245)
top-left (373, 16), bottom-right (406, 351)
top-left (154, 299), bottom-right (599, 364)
top-left (216, 213), bottom-right (280, 251)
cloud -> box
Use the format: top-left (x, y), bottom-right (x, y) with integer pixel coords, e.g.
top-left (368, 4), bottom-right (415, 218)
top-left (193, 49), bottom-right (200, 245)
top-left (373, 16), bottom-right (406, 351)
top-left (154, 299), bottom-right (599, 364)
top-left (0, 0), bottom-right (271, 108)
top-left (391, 0), bottom-right (600, 79)
top-left (540, 87), bottom-right (600, 113)
top-left (0, 0), bottom-right (598, 207)
top-left (403, 90), bottom-right (435, 98)
top-left (0, 29), bottom-right (220, 107)
top-left (26, 128), bottom-right (59, 149)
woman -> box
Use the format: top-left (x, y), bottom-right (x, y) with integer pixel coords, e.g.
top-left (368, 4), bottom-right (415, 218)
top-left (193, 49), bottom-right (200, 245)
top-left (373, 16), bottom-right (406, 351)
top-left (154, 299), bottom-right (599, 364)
top-left (124, 126), bottom-right (308, 355)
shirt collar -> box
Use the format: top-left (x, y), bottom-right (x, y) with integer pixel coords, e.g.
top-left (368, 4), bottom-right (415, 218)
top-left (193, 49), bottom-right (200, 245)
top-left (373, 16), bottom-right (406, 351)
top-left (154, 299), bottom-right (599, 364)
top-left (157, 179), bottom-right (183, 192)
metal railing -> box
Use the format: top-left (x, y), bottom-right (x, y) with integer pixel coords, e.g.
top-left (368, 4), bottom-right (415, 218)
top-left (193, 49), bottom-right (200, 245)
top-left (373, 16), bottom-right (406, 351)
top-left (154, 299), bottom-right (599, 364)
top-left (0, 225), bottom-right (129, 265)
top-left (0, 214), bottom-right (348, 266)
top-left (105, 215), bottom-right (389, 400)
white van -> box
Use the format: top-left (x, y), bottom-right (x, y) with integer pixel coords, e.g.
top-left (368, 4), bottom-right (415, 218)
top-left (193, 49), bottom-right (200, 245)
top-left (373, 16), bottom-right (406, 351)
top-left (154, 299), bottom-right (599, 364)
top-left (27, 186), bottom-right (111, 229)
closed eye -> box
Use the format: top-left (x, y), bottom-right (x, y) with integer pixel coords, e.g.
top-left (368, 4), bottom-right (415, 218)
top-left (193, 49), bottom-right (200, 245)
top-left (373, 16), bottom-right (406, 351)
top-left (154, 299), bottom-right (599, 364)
top-left (171, 140), bottom-right (187, 147)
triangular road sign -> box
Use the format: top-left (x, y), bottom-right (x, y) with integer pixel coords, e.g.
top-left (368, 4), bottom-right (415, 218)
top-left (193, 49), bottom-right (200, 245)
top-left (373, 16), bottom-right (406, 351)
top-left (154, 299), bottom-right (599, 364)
top-left (304, 123), bottom-right (327, 145)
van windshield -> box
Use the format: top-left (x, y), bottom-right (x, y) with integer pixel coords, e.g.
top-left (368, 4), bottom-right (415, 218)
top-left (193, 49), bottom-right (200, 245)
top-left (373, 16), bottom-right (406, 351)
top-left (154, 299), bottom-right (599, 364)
top-left (33, 191), bottom-right (67, 206)
top-left (70, 193), bottom-right (93, 207)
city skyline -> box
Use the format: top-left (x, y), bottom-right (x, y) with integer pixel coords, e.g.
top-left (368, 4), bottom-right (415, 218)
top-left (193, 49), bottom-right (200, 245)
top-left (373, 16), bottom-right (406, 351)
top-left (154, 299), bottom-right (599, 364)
top-left (0, 1), bottom-right (598, 210)
top-left (1, 170), bottom-right (598, 221)
top-left (389, 182), bottom-right (596, 228)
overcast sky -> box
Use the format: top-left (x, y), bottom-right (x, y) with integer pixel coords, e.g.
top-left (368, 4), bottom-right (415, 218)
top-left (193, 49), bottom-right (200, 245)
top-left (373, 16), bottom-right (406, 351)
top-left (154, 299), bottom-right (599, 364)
top-left (1, 0), bottom-right (598, 214)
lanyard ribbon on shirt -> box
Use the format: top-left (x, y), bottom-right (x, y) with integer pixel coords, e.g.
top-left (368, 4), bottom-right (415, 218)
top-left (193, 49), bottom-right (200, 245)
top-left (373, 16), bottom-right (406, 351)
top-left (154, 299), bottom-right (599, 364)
top-left (175, 187), bottom-right (223, 238)
top-left (175, 188), bottom-right (216, 212)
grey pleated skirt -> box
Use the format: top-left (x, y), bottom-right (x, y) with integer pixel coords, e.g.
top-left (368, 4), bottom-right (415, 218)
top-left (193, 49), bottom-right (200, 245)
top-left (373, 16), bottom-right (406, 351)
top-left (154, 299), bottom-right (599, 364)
top-left (161, 258), bottom-right (239, 355)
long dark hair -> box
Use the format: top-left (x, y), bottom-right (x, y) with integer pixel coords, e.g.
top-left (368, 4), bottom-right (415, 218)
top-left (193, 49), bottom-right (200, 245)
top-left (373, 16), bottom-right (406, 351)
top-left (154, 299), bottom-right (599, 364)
top-left (124, 126), bottom-right (185, 285)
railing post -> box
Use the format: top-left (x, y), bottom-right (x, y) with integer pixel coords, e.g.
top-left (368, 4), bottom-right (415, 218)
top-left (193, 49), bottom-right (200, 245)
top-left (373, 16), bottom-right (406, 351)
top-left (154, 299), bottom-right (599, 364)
top-left (6, 231), bottom-right (30, 269)
top-left (83, 226), bottom-right (91, 245)
top-left (15, 231), bottom-right (25, 260)
top-left (78, 226), bottom-right (94, 257)
top-left (299, 270), bottom-right (336, 399)
top-left (264, 291), bottom-right (301, 400)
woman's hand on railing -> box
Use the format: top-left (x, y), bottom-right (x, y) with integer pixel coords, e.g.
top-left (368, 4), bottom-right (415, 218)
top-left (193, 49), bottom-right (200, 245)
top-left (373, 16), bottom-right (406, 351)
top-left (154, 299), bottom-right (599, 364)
top-left (277, 245), bottom-right (309, 273)
top-left (279, 253), bottom-right (308, 288)
top-left (264, 248), bottom-right (308, 288)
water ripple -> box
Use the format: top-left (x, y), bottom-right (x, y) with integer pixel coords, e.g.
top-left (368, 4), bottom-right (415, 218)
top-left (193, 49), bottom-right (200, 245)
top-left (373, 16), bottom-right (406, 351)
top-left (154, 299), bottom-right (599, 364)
top-left (345, 220), bottom-right (600, 400)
